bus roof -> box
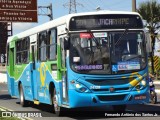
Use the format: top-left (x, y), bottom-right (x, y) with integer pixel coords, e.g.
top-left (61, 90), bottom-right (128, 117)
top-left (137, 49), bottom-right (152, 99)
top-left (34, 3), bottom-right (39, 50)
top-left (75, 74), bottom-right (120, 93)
top-left (7, 10), bottom-right (141, 43)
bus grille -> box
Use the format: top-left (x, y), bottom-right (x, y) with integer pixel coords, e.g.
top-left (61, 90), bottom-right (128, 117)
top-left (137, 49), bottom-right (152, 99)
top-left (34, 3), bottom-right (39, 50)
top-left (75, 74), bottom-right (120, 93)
top-left (92, 87), bottom-right (129, 92)
top-left (97, 94), bottom-right (126, 101)
top-left (86, 78), bottom-right (136, 86)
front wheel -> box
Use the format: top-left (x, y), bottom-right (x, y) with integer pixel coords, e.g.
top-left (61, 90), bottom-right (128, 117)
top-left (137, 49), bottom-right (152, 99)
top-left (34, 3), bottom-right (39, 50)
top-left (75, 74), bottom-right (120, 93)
top-left (112, 105), bottom-right (126, 111)
top-left (150, 91), bottom-right (157, 104)
top-left (52, 89), bottom-right (64, 116)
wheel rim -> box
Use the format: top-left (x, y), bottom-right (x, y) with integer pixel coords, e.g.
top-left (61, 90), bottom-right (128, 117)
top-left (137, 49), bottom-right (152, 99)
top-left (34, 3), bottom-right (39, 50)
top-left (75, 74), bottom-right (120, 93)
top-left (53, 91), bottom-right (59, 112)
top-left (150, 93), bottom-right (156, 103)
top-left (20, 86), bottom-right (24, 105)
top-left (152, 96), bottom-right (156, 102)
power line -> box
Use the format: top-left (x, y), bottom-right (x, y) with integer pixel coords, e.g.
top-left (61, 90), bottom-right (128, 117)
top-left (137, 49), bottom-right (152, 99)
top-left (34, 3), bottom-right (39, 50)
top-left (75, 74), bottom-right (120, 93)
top-left (81, 0), bottom-right (103, 11)
top-left (38, 3), bottom-right (53, 20)
top-left (99, 0), bottom-right (130, 10)
top-left (63, 0), bottom-right (83, 14)
top-left (81, 0), bottom-right (95, 11)
top-left (87, 0), bottom-right (100, 9)
top-left (99, 0), bottom-right (112, 10)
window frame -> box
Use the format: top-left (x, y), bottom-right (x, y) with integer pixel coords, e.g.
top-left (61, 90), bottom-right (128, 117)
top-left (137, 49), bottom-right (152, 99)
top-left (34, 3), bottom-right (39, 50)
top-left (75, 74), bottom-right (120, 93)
top-left (16, 37), bottom-right (30, 64)
top-left (47, 28), bottom-right (57, 61)
top-left (38, 30), bottom-right (48, 62)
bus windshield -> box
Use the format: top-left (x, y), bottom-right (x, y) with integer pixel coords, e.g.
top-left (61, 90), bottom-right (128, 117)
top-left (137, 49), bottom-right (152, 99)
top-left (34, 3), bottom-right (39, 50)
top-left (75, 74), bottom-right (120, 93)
top-left (69, 31), bottom-right (146, 74)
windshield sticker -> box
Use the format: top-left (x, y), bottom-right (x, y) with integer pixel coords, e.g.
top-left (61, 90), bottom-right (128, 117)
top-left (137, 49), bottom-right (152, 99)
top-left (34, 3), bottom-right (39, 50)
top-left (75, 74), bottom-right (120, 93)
top-left (75, 65), bottom-right (103, 71)
top-left (137, 34), bottom-right (142, 42)
top-left (112, 65), bottom-right (118, 72)
top-left (73, 57), bottom-right (80, 62)
top-left (80, 33), bottom-right (92, 38)
top-left (93, 32), bottom-right (107, 37)
top-left (118, 62), bottom-right (140, 70)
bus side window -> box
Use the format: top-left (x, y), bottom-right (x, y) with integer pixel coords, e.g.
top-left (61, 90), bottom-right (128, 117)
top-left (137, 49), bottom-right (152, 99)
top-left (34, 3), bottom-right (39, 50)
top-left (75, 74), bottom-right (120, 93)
top-left (38, 31), bottom-right (47, 61)
top-left (22, 37), bottom-right (30, 63)
top-left (48, 29), bottom-right (56, 60)
top-left (16, 40), bottom-right (22, 64)
top-left (15, 37), bottom-right (30, 64)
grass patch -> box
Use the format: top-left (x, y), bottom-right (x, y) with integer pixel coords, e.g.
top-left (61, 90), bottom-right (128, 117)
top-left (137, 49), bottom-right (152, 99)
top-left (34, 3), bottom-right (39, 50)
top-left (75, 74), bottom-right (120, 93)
top-left (0, 117), bottom-right (21, 120)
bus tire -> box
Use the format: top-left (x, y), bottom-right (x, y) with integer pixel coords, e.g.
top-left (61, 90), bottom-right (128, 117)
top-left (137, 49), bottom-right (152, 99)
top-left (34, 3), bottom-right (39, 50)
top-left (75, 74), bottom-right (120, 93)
top-left (19, 84), bottom-right (28, 107)
top-left (150, 91), bottom-right (157, 104)
top-left (52, 88), bottom-right (63, 116)
top-left (112, 105), bottom-right (126, 111)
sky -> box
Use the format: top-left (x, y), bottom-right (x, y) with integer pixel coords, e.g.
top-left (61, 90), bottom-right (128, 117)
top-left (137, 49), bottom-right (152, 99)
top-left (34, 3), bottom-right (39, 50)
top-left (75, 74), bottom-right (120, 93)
top-left (12, 0), bottom-right (160, 35)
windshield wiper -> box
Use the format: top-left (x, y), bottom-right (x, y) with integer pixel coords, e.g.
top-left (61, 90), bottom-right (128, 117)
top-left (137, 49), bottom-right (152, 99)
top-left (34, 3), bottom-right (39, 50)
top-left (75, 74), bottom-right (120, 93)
top-left (122, 55), bottom-right (142, 61)
top-left (90, 33), bottom-right (101, 49)
top-left (115, 28), bottom-right (128, 46)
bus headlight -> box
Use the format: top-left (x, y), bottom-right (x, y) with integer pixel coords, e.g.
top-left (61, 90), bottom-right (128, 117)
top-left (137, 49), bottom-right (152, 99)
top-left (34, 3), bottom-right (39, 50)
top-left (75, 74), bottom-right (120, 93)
top-left (133, 79), bottom-right (147, 91)
top-left (75, 83), bottom-right (81, 88)
top-left (71, 80), bottom-right (91, 93)
top-left (141, 80), bottom-right (146, 86)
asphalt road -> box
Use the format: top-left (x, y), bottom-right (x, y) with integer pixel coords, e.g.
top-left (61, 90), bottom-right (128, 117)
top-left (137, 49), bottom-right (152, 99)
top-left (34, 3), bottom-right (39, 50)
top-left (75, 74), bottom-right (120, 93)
top-left (0, 83), bottom-right (160, 120)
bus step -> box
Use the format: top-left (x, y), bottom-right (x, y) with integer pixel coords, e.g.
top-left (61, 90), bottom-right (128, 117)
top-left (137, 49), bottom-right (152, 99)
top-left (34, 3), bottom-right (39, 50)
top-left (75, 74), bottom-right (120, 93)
top-left (11, 96), bottom-right (17, 98)
top-left (34, 100), bottom-right (40, 105)
top-left (61, 104), bottom-right (70, 108)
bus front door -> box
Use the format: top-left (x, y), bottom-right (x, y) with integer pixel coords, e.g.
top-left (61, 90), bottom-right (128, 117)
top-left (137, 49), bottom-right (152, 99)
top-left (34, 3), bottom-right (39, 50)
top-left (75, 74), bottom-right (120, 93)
top-left (31, 43), bottom-right (38, 100)
top-left (9, 48), bottom-right (15, 96)
top-left (59, 36), bottom-right (68, 103)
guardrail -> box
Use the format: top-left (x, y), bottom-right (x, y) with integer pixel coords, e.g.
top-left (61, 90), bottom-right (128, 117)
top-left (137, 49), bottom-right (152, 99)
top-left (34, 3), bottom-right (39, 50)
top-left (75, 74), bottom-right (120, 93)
top-left (0, 63), bottom-right (6, 73)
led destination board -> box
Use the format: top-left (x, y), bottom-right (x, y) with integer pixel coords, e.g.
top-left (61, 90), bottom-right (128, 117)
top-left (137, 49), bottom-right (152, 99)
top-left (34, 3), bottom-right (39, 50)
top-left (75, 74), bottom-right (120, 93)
top-left (69, 15), bottom-right (143, 31)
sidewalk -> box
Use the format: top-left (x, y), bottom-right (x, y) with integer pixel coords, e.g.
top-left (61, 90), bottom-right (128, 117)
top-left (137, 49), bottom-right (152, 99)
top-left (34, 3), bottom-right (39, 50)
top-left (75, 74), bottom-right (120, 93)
top-left (0, 73), bottom-right (7, 83)
top-left (0, 63), bottom-right (6, 73)
top-left (154, 80), bottom-right (160, 94)
top-left (154, 80), bottom-right (160, 85)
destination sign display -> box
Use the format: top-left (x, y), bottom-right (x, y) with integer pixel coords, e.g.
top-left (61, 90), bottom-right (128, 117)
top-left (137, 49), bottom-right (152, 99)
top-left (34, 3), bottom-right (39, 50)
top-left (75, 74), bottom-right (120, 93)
top-left (69, 15), bottom-right (143, 31)
top-left (0, 0), bottom-right (37, 22)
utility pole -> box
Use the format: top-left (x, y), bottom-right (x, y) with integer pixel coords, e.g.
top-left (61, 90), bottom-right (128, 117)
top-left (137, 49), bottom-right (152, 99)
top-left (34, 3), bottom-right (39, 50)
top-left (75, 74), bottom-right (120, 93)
top-left (63, 0), bottom-right (83, 14)
top-left (38, 3), bottom-right (53, 20)
top-left (132, 0), bottom-right (136, 12)
top-left (150, 0), bottom-right (155, 74)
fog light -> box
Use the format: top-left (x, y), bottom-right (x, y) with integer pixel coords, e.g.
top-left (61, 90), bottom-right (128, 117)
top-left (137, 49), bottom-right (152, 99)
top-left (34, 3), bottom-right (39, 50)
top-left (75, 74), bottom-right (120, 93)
top-left (80, 87), bottom-right (87, 92)
top-left (135, 84), bottom-right (140, 90)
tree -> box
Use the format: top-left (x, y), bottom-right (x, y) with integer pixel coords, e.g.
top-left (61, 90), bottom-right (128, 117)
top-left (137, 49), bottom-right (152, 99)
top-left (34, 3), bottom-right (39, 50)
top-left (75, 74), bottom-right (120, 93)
top-left (137, 0), bottom-right (160, 74)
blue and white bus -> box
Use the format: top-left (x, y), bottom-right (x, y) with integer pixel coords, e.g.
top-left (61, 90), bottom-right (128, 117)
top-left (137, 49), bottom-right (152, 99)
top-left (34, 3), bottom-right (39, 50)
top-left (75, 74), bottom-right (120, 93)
top-left (7, 11), bottom-right (150, 116)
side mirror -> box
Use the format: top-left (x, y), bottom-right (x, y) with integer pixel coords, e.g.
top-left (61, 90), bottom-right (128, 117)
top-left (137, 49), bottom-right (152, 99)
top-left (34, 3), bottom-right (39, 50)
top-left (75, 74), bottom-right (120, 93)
top-left (64, 37), bottom-right (70, 50)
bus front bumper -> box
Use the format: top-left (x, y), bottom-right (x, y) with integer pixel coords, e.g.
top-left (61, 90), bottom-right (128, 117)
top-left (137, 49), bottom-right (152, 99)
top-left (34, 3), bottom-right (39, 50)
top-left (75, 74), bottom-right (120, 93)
top-left (68, 88), bottom-right (149, 108)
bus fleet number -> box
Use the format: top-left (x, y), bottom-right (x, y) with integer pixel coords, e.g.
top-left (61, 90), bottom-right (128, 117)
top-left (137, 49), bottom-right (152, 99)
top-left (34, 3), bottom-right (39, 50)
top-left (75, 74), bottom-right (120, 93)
top-left (90, 86), bottom-right (101, 89)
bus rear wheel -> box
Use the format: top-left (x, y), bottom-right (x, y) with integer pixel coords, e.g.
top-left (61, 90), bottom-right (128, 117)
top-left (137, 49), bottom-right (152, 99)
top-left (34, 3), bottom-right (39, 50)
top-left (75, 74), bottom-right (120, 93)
top-left (52, 89), bottom-right (64, 116)
top-left (19, 84), bottom-right (28, 107)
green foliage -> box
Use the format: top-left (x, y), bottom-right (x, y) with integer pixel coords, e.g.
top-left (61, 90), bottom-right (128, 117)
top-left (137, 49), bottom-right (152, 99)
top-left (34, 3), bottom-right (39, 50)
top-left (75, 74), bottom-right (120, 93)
top-left (137, 0), bottom-right (160, 28)
top-left (0, 117), bottom-right (20, 120)
top-left (137, 0), bottom-right (160, 73)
